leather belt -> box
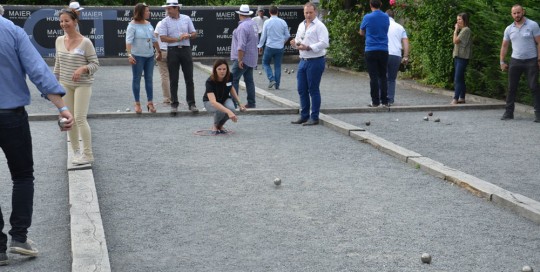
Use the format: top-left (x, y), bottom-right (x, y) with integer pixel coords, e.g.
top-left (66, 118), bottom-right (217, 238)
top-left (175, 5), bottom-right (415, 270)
top-left (160, 49), bottom-right (167, 52)
top-left (0, 107), bottom-right (24, 113)
top-left (168, 45), bottom-right (189, 49)
top-left (300, 55), bottom-right (325, 61)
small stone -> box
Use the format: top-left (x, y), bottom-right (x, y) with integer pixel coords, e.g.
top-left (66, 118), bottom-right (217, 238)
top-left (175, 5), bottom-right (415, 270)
top-left (291, 69), bottom-right (295, 73)
top-left (423, 116), bottom-right (429, 121)
top-left (274, 178), bottom-right (281, 186)
top-left (428, 112), bottom-right (433, 116)
top-left (522, 265), bottom-right (533, 272)
top-left (365, 121), bottom-right (371, 126)
top-left (259, 71), bottom-right (262, 75)
top-left (434, 118), bottom-right (440, 122)
top-left (421, 253), bottom-right (431, 264)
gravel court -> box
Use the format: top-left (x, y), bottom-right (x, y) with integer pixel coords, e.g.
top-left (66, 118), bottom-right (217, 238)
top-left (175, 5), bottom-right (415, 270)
top-left (89, 115), bottom-right (539, 272)
top-left (0, 122), bottom-right (71, 272)
top-left (334, 109), bottom-right (540, 203)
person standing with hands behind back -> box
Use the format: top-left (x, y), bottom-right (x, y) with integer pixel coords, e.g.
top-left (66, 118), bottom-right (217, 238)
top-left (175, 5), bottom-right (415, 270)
top-left (203, 59), bottom-right (246, 134)
top-left (126, 3), bottom-right (162, 114)
top-left (451, 12), bottom-right (472, 105)
top-left (1, 15), bottom-right (73, 265)
top-left (290, 2), bottom-right (329, 126)
top-left (499, 4), bottom-right (540, 122)
top-left (55, 8), bottom-right (99, 165)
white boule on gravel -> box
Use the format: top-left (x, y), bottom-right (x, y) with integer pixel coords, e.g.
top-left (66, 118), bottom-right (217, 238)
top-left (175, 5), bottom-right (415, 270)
top-left (522, 265), bottom-right (533, 272)
top-left (273, 178), bottom-right (281, 186)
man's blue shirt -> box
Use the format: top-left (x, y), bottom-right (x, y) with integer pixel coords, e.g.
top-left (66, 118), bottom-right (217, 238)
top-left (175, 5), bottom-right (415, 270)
top-left (360, 10), bottom-right (389, 52)
top-left (258, 16), bottom-right (290, 49)
top-left (0, 17), bottom-right (65, 109)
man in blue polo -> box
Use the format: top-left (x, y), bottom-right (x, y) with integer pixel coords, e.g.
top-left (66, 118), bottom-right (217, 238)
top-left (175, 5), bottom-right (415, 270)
top-left (359, 0), bottom-right (390, 107)
top-left (499, 4), bottom-right (540, 122)
top-left (258, 5), bottom-right (290, 90)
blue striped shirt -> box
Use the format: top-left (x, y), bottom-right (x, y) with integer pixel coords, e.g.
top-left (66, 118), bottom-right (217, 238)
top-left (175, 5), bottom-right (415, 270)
top-left (258, 15), bottom-right (290, 49)
top-left (231, 18), bottom-right (259, 68)
top-left (157, 15), bottom-right (196, 47)
top-left (0, 17), bottom-right (65, 109)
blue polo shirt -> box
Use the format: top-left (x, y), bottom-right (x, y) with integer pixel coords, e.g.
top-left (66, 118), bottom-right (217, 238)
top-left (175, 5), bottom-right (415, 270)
top-left (360, 10), bottom-right (389, 52)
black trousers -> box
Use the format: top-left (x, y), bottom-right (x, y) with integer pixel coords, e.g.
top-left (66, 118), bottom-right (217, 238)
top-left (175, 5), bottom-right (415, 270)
top-left (506, 58), bottom-right (540, 113)
top-left (167, 46), bottom-right (195, 107)
top-left (365, 50), bottom-right (389, 105)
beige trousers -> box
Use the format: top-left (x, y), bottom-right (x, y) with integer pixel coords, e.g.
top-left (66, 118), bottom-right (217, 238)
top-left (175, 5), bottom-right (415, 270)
top-left (157, 50), bottom-right (171, 102)
top-left (62, 83), bottom-right (93, 158)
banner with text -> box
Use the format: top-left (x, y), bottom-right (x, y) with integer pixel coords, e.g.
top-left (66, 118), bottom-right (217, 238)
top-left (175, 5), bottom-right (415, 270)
top-left (3, 5), bottom-right (304, 58)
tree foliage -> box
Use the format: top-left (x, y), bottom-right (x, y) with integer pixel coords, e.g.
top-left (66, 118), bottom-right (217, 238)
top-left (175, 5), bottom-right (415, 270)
top-left (4, 0), bottom-right (304, 6)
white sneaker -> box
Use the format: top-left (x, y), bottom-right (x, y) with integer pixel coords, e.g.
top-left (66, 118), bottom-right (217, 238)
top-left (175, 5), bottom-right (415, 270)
top-left (72, 154), bottom-right (94, 165)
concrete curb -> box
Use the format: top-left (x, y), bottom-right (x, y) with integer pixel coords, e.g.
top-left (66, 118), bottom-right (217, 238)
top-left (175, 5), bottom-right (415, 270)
top-left (67, 141), bottom-right (111, 272)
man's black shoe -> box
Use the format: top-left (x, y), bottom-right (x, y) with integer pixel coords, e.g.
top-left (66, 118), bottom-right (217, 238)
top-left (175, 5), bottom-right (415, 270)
top-left (291, 118), bottom-right (307, 124)
top-left (302, 119), bottom-right (319, 126)
top-left (501, 112), bottom-right (514, 120)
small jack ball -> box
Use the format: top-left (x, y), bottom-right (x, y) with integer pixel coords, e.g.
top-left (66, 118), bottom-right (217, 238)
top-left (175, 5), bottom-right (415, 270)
top-left (421, 253), bottom-right (431, 264)
top-left (274, 178), bottom-right (281, 185)
top-left (365, 121), bottom-right (371, 126)
top-left (423, 117), bottom-right (429, 121)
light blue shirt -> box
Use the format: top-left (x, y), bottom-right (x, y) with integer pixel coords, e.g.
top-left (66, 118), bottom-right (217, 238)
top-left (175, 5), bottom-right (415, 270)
top-left (0, 17), bottom-right (65, 109)
top-left (157, 15), bottom-right (196, 47)
top-left (503, 18), bottom-right (540, 60)
top-left (258, 15), bottom-right (290, 49)
top-left (126, 22), bottom-right (157, 58)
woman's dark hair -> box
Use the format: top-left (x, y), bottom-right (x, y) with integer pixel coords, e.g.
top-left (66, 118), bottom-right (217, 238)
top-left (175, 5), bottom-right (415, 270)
top-left (210, 59), bottom-right (231, 82)
top-left (133, 3), bottom-right (149, 22)
top-left (458, 12), bottom-right (470, 27)
top-left (59, 8), bottom-right (79, 21)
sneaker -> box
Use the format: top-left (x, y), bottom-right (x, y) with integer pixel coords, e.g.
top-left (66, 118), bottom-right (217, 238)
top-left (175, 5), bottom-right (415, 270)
top-left (381, 104), bottom-right (390, 108)
top-left (0, 252), bottom-right (8, 266)
top-left (189, 105), bottom-right (199, 113)
top-left (244, 104), bottom-right (256, 109)
top-left (9, 239), bottom-right (38, 257)
top-left (501, 112), bottom-right (514, 120)
top-left (72, 154), bottom-right (94, 165)
top-left (268, 80), bottom-right (276, 89)
top-left (368, 103), bottom-right (380, 108)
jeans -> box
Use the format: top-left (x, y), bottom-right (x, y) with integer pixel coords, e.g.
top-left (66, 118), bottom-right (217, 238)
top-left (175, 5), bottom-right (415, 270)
top-left (365, 50), bottom-right (389, 105)
top-left (453, 57), bottom-right (469, 100)
top-left (506, 58), bottom-right (540, 113)
top-left (131, 55), bottom-right (155, 102)
top-left (297, 57), bottom-right (325, 121)
top-left (386, 55), bottom-right (402, 104)
top-left (0, 108), bottom-right (34, 251)
top-left (262, 47), bottom-right (284, 89)
top-left (204, 98), bottom-right (235, 127)
top-left (168, 47), bottom-right (195, 107)
top-left (231, 60), bottom-right (256, 107)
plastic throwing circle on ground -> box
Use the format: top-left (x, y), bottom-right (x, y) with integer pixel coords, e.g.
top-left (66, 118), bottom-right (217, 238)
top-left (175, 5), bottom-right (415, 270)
top-left (193, 129), bottom-right (234, 136)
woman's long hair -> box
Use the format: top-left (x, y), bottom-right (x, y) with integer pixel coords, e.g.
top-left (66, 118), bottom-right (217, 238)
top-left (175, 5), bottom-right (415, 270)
top-left (458, 12), bottom-right (470, 27)
top-left (210, 59), bottom-right (231, 82)
top-left (133, 3), bottom-right (148, 22)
